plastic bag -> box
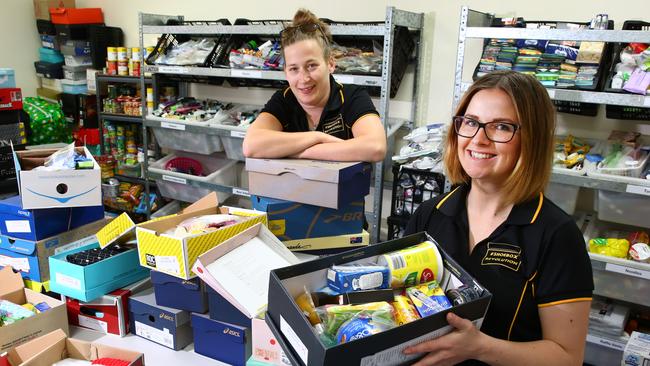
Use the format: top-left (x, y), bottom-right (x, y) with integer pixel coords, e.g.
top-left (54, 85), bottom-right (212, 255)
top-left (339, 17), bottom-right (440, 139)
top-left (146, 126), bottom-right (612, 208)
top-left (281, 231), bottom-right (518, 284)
top-left (165, 214), bottom-right (241, 237)
top-left (316, 301), bottom-right (396, 343)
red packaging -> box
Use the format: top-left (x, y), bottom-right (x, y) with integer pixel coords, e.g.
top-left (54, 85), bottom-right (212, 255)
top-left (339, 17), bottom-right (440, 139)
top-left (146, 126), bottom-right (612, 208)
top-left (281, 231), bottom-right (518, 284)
top-left (0, 88), bottom-right (22, 111)
top-left (49, 7), bottom-right (103, 24)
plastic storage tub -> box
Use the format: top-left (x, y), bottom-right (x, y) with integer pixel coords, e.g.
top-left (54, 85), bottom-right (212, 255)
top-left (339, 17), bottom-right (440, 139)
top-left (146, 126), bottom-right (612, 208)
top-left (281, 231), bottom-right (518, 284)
top-left (149, 151), bottom-right (237, 203)
top-left (596, 190), bottom-right (650, 229)
top-left (0, 69), bottom-right (15, 88)
top-left (60, 40), bottom-right (92, 56)
top-left (213, 124), bottom-right (246, 161)
top-left (40, 77), bottom-right (62, 92)
top-left (61, 79), bottom-right (88, 94)
top-left (150, 200), bottom-right (182, 219)
top-left (594, 149), bottom-right (649, 179)
top-left (63, 65), bottom-right (89, 80)
top-left (39, 47), bottom-right (64, 63)
top-left (544, 182), bottom-right (580, 215)
top-left (150, 118), bottom-right (224, 155)
top-left (64, 54), bottom-right (92, 67)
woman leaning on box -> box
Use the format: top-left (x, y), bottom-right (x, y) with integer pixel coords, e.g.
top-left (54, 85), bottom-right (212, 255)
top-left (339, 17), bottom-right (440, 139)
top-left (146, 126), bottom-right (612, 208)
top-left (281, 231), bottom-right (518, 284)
top-left (404, 70), bottom-right (593, 366)
top-left (242, 9), bottom-right (387, 162)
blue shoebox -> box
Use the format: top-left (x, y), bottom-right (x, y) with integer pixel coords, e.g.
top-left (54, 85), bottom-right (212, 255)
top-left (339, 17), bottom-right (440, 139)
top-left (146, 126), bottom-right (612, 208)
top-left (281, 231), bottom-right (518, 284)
top-left (0, 219), bottom-right (109, 282)
top-left (207, 285), bottom-right (251, 329)
top-left (251, 195), bottom-right (364, 241)
top-left (129, 287), bottom-right (193, 351)
top-left (0, 195), bottom-right (104, 242)
top-left (150, 270), bottom-right (208, 313)
top-left (49, 241), bottom-right (149, 302)
top-left (192, 313), bottom-right (251, 366)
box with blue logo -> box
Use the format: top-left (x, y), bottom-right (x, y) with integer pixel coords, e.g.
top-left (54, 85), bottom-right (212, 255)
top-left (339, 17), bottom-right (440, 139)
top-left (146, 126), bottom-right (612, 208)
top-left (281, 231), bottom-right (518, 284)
top-left (49, 238), bottom-right (149, 302)
top-left (13, 146), bottom-right (101, 209)
top-left (0, 218), bottom-right (108, 282)
top-left (0, 194), bottom-right (104, 241)
top-left (129, 288), bottom-right (193, 351)
top-left (251, 195), bottom-right (364, 241)
top-left (150, 269), bottom-right (208, 313)
top-left (207, 285), bottom-right (251, 329)
top-left (246, 159), bottom-right (371, 209)
top-left (192, 313), bottom-right (251, 366)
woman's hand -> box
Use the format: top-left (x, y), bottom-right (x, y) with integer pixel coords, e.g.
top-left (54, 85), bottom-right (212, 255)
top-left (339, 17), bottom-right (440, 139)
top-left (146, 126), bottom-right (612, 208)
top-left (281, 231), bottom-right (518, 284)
top-left (404, 312), bottom-right (486, 366)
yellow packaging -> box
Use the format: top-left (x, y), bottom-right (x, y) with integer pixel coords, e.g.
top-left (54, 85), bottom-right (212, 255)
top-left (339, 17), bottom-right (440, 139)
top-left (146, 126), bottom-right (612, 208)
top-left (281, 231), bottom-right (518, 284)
top-left (378, 241), bottom-right (444, 288)
top-left (392, 295), bottom-right (420, 325)
top-left (589, 238), bottom-right (630, 258)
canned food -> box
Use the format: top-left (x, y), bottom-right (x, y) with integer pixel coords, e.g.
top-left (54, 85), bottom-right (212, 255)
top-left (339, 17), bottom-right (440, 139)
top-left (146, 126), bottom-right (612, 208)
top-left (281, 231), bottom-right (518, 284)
top-left (117, 60), bottom-right (128, 76)
top-left (445, 285), bottom-right (481, 306)
top-left (132, 47), bottom-right (141, 61)
top-left (378, 241), bottom-right (444, 288)
top-left (117, 47), bottom-right (127, 61)
top-left (106, 60), bottom-right (117, 75)
top-left (107, 47), bottom-right (117, 61)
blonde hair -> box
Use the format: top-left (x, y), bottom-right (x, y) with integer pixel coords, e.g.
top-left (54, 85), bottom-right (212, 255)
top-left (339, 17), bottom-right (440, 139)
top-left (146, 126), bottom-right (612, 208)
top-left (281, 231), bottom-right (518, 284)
top-left (443, 70), bottom-right (556, 205)
top-left (281, 9), bottom-right (332, 60)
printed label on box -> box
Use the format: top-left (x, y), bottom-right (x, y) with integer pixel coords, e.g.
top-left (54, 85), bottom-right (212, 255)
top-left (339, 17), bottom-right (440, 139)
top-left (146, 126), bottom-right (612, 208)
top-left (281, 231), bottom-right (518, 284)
top-left (605, 263), bottom-right (650, 280)
top-left (78, 314), bottom-right (108, 333)
top-left (54, 236), bottom-right (98, 255)
top-left (56, 272), bottom-right (81, 290)
top-left (135, 321), bottom-right (174, 348)
top-left (0, 255), bottom-right (30, 272)
top-left (230, 130), bottom-right (246, 138)
top-left (155, 256), bottom-right (180, 275)
top-left (586, 334), bottom-right (626, 351)
top-left (280, 316), bottom-right (308, 365)
top-left (162, 175), bottom-right (187, 185)
top-left (160, 121), bottom-right (186, 131)
top-left (5, 220), bottom-right (31, 233)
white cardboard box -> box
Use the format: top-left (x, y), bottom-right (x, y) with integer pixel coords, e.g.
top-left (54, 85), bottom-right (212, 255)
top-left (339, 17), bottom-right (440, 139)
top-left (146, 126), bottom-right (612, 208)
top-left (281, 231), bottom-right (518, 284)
top-left (13, 146), bottom-right (101, 209)
top-left (623, 331), bottom-right (650, 366)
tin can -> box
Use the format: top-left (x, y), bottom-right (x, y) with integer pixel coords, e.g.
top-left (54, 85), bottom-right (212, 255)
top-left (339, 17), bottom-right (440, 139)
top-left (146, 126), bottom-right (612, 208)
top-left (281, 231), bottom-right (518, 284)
top-left (445, 285), bottom-right (481, 306)
top-left (146, 87), bottom-right (154, 109)
top-left (132, 47), bottom-right (141, 61)
top-left (106, 60), bottom-right (117, 75)
top-left (107, 47), bottom-right (117, 61)
top-left (117, 47), bottom-right (127, 61)
top-left (378, 241), bottom-right (444, 288)
top-left (117, 60), bottom-right (128, 76)
top-left (131, 60), bottom-right (141, 76)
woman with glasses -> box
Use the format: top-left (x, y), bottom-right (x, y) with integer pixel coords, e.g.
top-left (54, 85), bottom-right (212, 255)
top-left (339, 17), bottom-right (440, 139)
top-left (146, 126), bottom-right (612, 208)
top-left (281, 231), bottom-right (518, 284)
top-left (404, 70), bottom-right (593, 365)
top-left (242, 9), bottom-right (387, 162)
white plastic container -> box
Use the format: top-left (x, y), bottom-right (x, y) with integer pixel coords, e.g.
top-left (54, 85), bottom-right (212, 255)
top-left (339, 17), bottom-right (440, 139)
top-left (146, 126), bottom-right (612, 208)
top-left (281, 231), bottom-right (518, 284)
top-left (149, 151), bottom-right (236, 203)
top-left (64, 55), bottom-right (92, 67)
top-left (545, 182), bottom-right (580, 215)
top-left (40, 77), bottom-right (62, 92)
top-left (149, 117), bottom-right (224, 155)
top-left (150, 200), bottom-right (182, 219)
top-left (214, 124), bottom-right (246, 161)
top-left (596, 190), bottom-right (650, 229)
top-left (63, 65), bottom-right (89, 81)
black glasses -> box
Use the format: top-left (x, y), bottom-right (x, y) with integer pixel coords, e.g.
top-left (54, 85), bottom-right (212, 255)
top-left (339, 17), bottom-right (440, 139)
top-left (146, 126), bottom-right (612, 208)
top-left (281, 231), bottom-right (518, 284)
top-left (453, 116), bottom-right (520, 143)
top-left (280, 23), bottom-right (330, 45)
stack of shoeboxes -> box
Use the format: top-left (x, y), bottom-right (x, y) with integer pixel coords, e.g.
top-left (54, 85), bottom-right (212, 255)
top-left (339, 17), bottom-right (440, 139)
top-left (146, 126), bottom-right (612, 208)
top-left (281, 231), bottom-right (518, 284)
top-left (0, 68), bottom-right (25, 195)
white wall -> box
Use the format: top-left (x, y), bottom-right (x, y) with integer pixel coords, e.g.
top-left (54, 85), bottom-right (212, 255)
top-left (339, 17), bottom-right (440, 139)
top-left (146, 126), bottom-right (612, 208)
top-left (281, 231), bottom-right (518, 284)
top-left (3, 0), bottom-right (649, 136)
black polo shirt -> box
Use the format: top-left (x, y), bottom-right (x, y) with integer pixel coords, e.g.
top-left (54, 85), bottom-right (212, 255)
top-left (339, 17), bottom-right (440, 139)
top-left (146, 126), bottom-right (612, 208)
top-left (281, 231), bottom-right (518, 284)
top-left (260, 75), bottom-right (379, 140)
top-left (405, 185), bottom-right (593, 354)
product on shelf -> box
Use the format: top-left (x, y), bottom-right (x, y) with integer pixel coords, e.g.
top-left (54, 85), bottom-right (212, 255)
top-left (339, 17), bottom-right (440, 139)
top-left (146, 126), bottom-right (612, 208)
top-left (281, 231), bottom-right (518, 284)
top-left (229, 39), bottom-right (283, 70)
top-left (152, 38), bottom-right (216, 66)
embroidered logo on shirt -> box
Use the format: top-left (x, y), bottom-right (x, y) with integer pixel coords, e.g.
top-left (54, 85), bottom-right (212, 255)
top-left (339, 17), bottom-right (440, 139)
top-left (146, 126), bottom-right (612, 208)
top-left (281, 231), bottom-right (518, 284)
top-left (321, 114), bottom-right (345, 135)
top-left (481, 242), bottom-right (522, 272)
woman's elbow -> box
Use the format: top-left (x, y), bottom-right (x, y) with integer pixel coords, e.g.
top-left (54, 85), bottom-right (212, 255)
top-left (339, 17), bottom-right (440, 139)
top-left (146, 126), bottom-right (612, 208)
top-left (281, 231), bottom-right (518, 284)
top-left (242, 139), bottom-right (257, 158)
top-left (368, 143), bottom-right (387, 162)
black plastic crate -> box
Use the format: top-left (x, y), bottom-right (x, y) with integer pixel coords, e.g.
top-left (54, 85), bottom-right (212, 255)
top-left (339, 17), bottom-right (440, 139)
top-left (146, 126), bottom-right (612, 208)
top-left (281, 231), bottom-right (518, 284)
top-left (34, 61), bottom-right (64, 79)
top-left (88, 25), bottom-right (123, 70)
top-left (0, 123), bottom-right (26, 147)
top-left (389, 163), bottom-right (447, 220)
top-left (0, 177), bottom-right (18, 195)
top-left (36, 19), bottom-right (56, 35)
top-left (387, 215), bottom-right (409, 240)
top-left (603, 20), bottom-right (650, 121)
top-left (55, 23), bottom-right (104, 41)
top-left (553, 100), bottom-right (599, 116)
top-left (0, 110), bottom-right (22, 125)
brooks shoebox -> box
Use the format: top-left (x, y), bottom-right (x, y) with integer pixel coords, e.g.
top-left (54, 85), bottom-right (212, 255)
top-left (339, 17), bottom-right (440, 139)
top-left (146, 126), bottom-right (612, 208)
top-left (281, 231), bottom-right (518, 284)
top-left (129, 287), bottom-right (193, 351)
top-left (246, 158), bottom-right (371, 209)
top-left (282, 230), bottom-right (369, 252)
top-left (192, 313), bottom-right (251, 366)
top-left (251, 195), bottom-right (364, 240)
top-left (150, 269), bottom-right (208, 313)
top-left (0, 194), bottom-right (104, 241)
top-left (65, 277), bottom-right (151, 337)
top-left (0, 218), bottom-right (109, 282)
top-left (0, 267), bottom-right (69, 354)
top-left (265, 232), bottom-right (492, 366)
top-left (13, 146), bottom-right (101, 209)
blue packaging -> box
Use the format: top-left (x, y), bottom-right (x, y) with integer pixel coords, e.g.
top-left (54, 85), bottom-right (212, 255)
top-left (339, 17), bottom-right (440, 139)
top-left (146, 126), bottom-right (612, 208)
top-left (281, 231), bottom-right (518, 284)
top-left (192, 313), bottom-right (251, 366)
top-left (336, 316), bottom-right (387, 344)
top-left (0, 195), bottom-right (104, 241)
top-left (207, 285), bottom-right (251, 328)
top-left (39, 47), bottom-right (64, 63)
top-left (516, 39), bottom-right (548, 51)
top-left (251, 195), bottom-right (364, 240)
top-left (326, 265), bottom-right (390, 294)
top-left (0, 69), bottom-right (15, 88)
top-left (545, 43), bottom-right (579, 61)
top-left (150, 270), bottom-right (208, 313)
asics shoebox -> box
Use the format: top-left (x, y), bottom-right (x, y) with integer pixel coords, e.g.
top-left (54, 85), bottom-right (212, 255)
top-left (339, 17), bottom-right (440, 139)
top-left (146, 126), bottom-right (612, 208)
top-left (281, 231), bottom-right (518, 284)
top-left (207, 285), bottom-right (251, 329)
top-left (150, 269), bottom-right (208, 313)
top-left (193, 313), bottom-right (251, 366)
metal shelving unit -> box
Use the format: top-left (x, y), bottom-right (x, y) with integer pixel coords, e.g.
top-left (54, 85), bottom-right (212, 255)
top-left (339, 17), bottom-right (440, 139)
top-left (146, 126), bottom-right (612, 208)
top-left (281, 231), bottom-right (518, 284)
top-left (139, 7), bottom-right (425, 242)
top-left (454, 7), bottom-right (650, 364)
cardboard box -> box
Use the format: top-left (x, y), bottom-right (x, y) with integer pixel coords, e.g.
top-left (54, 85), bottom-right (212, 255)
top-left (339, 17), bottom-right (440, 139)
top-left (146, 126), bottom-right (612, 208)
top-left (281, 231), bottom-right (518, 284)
top-left (246, 158), bottom-right (371, 209)
top-left (136, 192), bottom-right (267, 280)
top-left (0, 218), bottom-right (108, 282)
top-left (33, 0), bottom-right (76, 20)
top-left (65, 277), bottom-right (151, 337)
top-left (6, 329), bottom-right (143, 366)
top-left (0, 267), bottom-right (69, 354)
top-left (0, 88), bottom-right (22, 112)
top-left (252, 317), bottom-right (291, 366)
top-left (265, 232), bottom-right (492, 366)
top-left (207, 285), bottom-right (251, 329)
top-left (192, 223), bottom-right (299, 320)
top-left (251, 195), bottom-right (364, 240)
top-left (282, 230), bottom-right (369, 252)
top-left (623, 331), bottom-right (650, 366)
top-left (129, 287), bottom-right (193, 351)
top-left (150, 269), bottom-right (208, 313)
top-left (0, 194), bottom-right (104, 241)
top-left (49, 226), bottom-right (149, 301)
top-left (192, 313), bottom-right (251, 366)
top-left (13, 146), bottom-right (101, 209)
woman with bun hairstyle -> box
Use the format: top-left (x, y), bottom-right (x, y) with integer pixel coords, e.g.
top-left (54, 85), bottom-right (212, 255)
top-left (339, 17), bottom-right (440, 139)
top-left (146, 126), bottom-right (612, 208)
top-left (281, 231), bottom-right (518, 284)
top-left (242, 9), bottom-right (387, 162)
top-left (403, 71), bottom-right (593, 365)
